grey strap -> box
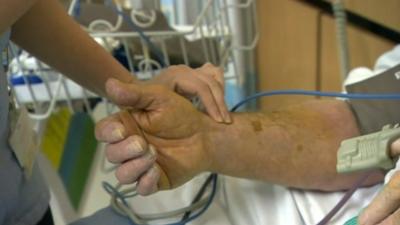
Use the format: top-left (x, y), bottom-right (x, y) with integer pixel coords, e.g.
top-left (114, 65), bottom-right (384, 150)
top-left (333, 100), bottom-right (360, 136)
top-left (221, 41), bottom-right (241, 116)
top-left (346, 63), bottom-right (400, 134)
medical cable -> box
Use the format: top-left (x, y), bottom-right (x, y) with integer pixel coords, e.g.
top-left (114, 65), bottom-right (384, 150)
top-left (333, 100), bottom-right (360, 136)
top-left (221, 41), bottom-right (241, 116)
top-left (332, 0), bottom-right (350, 81)
top-left (104, 0), bottom-right (167, 67)
top-left (231, 90), bottom-right (400, 111)
top-left (72, 0), bottom-right (166, 67)
top-left (316, 173), bottom-right (372, 225)
top-left (103, 181), bottom-right (211, 219)
top-left (180, 174), bottom-right (215, 221)
top-left (104, 90), bottom-right (400, 225)
top-left (103, 174), bottom-right (217, 225)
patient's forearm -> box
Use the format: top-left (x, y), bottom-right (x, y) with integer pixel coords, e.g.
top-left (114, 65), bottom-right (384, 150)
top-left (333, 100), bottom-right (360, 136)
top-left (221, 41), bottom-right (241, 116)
top-left (11, 0), bottom-right (136, 97)
top-left (207, 100), bottom-right (384, 191)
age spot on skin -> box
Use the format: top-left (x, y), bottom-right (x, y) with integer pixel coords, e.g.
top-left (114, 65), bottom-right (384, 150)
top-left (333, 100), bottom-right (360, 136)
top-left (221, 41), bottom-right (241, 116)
top-left (297, 144), bottom-right (303, 152)
top-left (251, 120), bottom-right (263, 133)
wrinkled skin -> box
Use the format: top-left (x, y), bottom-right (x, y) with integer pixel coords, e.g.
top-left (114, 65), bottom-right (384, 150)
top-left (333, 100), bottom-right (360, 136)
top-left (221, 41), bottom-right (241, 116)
top-left (95, 79), bottom-right (211, 195)
top-left (149, 63), bottom-right (231, 124)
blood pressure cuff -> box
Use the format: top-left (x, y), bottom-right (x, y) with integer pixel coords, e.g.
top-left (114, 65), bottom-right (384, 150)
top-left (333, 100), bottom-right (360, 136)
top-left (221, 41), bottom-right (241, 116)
top-left (345, 63), bottom-right (400, 135)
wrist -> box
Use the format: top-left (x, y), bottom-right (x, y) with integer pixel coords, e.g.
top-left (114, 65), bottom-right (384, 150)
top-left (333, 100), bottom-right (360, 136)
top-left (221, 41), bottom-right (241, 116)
top-left (203, 113), bottom-right (236, 173)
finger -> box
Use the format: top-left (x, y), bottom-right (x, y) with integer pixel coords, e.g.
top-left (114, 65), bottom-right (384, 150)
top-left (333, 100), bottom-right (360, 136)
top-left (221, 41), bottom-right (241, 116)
top-left (136, 165), bottom-right (160, 196)
top-left (167, 65), bottom-right (223, 123)
top-left (105, 78), bottom-right (167, 110)
top-left (377, 207), bottom-right (400, 225)
top-left (196, 72), bottom-right (231, 123)
top-left (118, 110), bottom-right (143, 137)
top-left (105, 135), bottom-right (148, 163)
top-left (95, 114), bottom-right (126, 143)
top-left (115, 147), bottom-right (157, 184)
top-left (198, 63), bottom-right (231, 123)
top-left (200, 63), bottom-right (225, 89)
top-left (194, 80), bottom-right (224, 123)
top-left (359, 171), bottom-right (400, 225)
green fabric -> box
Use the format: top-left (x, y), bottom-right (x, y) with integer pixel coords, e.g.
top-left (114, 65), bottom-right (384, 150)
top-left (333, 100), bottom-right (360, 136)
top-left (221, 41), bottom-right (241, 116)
top-left (59, 112), bottom-right (97, 209)
top-left (344, 216), bottom-right (358, 225)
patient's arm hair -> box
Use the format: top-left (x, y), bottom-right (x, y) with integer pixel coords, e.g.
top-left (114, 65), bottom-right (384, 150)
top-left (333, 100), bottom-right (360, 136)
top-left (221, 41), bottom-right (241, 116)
top-left (206, 100), bottom-right (384, 191)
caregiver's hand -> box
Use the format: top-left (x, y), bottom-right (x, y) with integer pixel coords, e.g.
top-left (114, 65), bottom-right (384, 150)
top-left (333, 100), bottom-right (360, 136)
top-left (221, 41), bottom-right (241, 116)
top-left (149, 63), bottom-right (231, 123)
top-left (358, 139), bottom-right (400, 225)
top-left (95, 79), bottom-right (213, 196)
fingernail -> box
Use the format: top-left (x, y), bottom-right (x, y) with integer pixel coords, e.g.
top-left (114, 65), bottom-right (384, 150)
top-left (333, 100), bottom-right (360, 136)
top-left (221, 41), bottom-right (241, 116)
top-left (215, 114), bottom-right (224, 123)
top-left (145, 145), bottom-right (157, 160)
top-left (111, 128), bottom-right (124, 140)
top-left (128, 140), bottom-right (144, 155)
top-left (224, 113), bottom-right (232, 124)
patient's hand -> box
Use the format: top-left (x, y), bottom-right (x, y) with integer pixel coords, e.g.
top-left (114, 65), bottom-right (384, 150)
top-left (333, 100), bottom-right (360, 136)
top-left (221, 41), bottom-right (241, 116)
top-left (95, 78), bottom-right (213, 195)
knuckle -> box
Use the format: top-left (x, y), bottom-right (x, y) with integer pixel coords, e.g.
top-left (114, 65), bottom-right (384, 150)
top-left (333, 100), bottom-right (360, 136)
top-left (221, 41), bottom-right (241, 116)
top-left (203, 62), bottom-right (215, 68)
top-left (168, 65), bottom-right (179, 71)
top-left (130, 135), bottom-right (147, 150)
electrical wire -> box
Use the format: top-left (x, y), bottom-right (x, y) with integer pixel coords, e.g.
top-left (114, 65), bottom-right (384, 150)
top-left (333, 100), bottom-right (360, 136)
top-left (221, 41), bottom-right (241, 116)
top-left (316, 173), bottom-right (372, 225)
top-left (104, 89), bottom-right (400, 225)
top-left (231, 90), bottom-right (400, 111)
top-left (103, 174), bottom-right (217, 225)
top-left (332, 0), bottom-right (350, 82)
top-left (180, 174), bottom-right (215, 221)
top-left (104, 0), bottom-right (167, 67)
top-left (71, 0), bottom-right (166, 67)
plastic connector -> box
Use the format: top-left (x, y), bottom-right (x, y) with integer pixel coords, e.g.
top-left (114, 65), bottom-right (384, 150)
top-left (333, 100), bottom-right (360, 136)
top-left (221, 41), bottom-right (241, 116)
top-left (337, 124), bottom-right (400, 174)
